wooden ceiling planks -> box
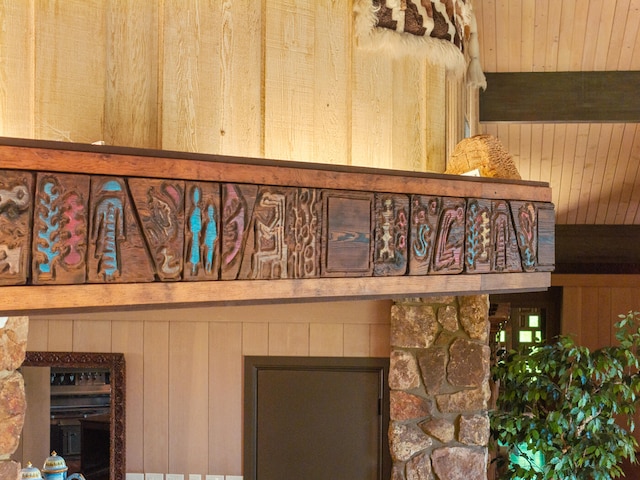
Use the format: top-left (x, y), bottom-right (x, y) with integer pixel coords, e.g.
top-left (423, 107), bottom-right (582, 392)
top-left (474, 0), bottom-right (640, 225)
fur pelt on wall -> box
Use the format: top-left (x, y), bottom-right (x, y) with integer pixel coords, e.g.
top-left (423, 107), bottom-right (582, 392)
top-left (354, 0), bottom-right (487, 89)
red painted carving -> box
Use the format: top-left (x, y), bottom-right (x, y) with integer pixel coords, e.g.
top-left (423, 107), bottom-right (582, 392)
top-left (432, 198), bottom-right (466, 274)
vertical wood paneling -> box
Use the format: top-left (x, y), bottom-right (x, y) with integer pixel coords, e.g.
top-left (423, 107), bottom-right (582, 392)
top-left (72, 320), bottom-right (111, 352)
top-left (209, 323), bottom-right (243, 475)
top-left (309, 323), bottom-right (344, 356)
top-left (344, 324), bottom-right (370, 357)
top-left (580, 287), bottom-right (600, 351)
top-left (597, 288), bottom-right (612, 347)
top-left (264, 0), bottom-right (315, 161)
top-left (47, 320), bottom-right (73, 351)
top-left (112, 321), bottom-right (145, 473)
top-left (313, 0), bottom-right (350, 165)
top-left (104, 0), bottom-right (159, 148)
top-left (561, 286), bottom-right (582, 340)
top-left (425, 66), bottom-right (447, 172)
top-left (168, 321), bottom-right (209, 474)
top-left (351, 50), bottom-right (393, 168)
top-left (370, 323), bottom-right (390, 357)
top-left (268, 323), bottom-right (310, 356)
top-left (0, 0), bottom-right (33, 138)
top-left (242, 322), bottom-right (269, 356)
top-left (217, 0), bottom-right (263, 157)
top-left (26, 318), bottom-right (48, 351)
top-left (161, 0), bottom-right (219, 153)
top-left (34, 0), bottom-right (105, 143)
top-left (143, 321), bottom-right (169, 473)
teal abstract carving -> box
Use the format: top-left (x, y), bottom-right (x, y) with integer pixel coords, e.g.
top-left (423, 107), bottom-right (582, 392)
top-left (36, 179), bottom-right (61, 275)
top-left (203, 204), bottom-right (217, 274)
top-left (93, 180), bottom-right (124, 281)
top-left (188, 186), bottom-right (203, 274)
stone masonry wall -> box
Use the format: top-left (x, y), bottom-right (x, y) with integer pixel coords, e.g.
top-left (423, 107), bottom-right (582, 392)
top-left (0, 316), bottom-right (29, 480)
top-left (389, 295), bottom-right (490, 480)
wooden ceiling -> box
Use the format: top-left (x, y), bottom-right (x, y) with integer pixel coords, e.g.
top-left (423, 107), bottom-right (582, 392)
top-left (474, 0), bottom-right (640, 225)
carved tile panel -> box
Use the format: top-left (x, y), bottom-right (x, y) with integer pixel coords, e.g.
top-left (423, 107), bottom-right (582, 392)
top-left (183, 182), bottom-right (221, 281)
top-left (408, 196), bottom-right (441, 276)
top-left (129, 178), bottom-right (185, 281)
top-left (87, 177), bottom-right (155, 283)
top-left (431, 197), bottom-right (466, 275)
top-left (374, 194), bottom-right (409, 276)
top-left (0, 171), bottom-right (34, 285)
top-left (490, 200), bottom-right (522, 273)
top-left (221, 184), bottom-right (258, 280)
top-left (322, 191), bottom-right (374, 277)
top-left (32, 173), bottom-right (90, 284)
top-left (511, 201), bottom-right (538, 272)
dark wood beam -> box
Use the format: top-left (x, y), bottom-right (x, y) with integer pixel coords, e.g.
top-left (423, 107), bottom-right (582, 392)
top-left (480, 72), bottom-right (640, 123)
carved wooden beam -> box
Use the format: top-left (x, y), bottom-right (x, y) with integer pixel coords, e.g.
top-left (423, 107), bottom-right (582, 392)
top-left (0, 138), bottom-right (554, 313)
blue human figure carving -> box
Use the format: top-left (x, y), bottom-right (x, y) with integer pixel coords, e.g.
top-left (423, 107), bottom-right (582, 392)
top-left (203, 204), bottom-right (217, 274)
top-left (188, 187), bottom-right (202, 275)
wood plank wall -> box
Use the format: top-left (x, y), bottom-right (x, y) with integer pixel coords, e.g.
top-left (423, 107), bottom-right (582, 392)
top-left (0, 0), bottom-right (461, 476)
top-left (0, 0), bottom-right (448, 171)
top-left (554, 275), bottom-right (640, 351)
top-left (26, 302), bottom-right (391, 475)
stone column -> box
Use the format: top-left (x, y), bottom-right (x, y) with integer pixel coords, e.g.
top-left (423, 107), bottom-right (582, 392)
top-left (389, 295), bottom-right (490, 480)
top-left (0, 316), bottom-right (29, 480)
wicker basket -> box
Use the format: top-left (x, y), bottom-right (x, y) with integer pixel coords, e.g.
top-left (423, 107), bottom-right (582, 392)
top-left (446, 134), bottom-right (521, 180)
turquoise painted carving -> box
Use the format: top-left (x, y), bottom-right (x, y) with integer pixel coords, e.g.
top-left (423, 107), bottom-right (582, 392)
top-left (93, 180), bottom-right (124, 281)
top-left (36, 180), bottom-right (61, 275)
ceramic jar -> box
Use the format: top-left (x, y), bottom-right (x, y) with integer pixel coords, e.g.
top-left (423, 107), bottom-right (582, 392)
top-left (41, 452), bottom-right (68, 480)
top-left (20, 462), bottom-right (43, 480)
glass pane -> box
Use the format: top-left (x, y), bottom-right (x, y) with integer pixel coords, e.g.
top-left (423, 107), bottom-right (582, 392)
top-left (528, 315), bottom-right (540, 328)
top-left (499, 331), bottom-right (506, 343)
top-left (519, 331), bottom-right (533, 343)
top-left (534, 331), bottom-right (543, 343)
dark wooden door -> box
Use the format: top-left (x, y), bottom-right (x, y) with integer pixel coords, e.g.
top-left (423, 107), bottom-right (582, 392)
top-left (244, 357), bottom-right (390, 480)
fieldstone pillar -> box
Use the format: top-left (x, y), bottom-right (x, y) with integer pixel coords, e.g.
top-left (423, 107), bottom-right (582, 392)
top-left (389, 295), bottom-right (490, 480)
top-left (0, 316), bottom-right (29, 480)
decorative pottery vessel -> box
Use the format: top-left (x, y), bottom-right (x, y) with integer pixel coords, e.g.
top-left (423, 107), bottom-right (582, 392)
top-left (41, 451), bottom-right (68, 480)
top-left (20, 462), bottom-right (43, 480)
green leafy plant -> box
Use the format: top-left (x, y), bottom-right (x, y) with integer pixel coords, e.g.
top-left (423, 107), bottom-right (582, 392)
top-left (490, 310), bottom-right (640, 479)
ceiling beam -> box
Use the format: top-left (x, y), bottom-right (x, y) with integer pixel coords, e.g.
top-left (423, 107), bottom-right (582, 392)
top-left (480, 72), bottom-right (640, 123)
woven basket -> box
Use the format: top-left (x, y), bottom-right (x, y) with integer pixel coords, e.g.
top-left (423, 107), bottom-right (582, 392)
top-left (446, 134), bottom-right (521, 180)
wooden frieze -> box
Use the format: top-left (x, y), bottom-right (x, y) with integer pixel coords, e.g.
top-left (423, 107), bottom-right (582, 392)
top-left (0, 164), bottom-right (555, 288)
top-left (32, 173), bottom-right (90, 284)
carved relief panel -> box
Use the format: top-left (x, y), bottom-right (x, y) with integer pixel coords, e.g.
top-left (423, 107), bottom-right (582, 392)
top-left (32, 173), bottom-right (89, 284)
top-left (0, 171), bottom-right (34, 285)
top-left (0, 166), bottom-right (555, 287)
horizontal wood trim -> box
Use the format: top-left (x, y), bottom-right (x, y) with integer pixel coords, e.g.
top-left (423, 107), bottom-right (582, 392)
top-left (0, 273), bottom-right (550, 315)
top-left (552, 274), bottom-right (640, 288)
top-left (0, 137), bottom-right (551, 202)
top-left (480, 72), bottom-right (640, 123)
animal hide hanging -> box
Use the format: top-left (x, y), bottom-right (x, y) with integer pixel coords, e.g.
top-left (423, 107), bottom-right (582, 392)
top-left (354, 0), bottom-right (487, 89)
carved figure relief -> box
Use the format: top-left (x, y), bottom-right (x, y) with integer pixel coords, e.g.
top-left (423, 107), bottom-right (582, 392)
top-left (88, 177), bottom-right (154, 283)
top-left (184, 182), bottom-right (221, 280)
top-left (129, 179), bottom-right (185, 281)
top-left (374, 194), bottom-right (409, 276)
top-left (32, 173), bottom-right (89, 284)
top-left (432, 198), bottom-right (465, 274)
top-left (409, 196), bottom-right (440, 275)
top-left (0, 171), bottom-right (33, 285)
